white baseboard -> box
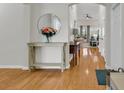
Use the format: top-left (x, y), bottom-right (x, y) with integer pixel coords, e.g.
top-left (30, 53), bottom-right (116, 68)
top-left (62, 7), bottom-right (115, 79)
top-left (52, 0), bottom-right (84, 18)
top-left (35, 66), bottom-right (61, 69)
top-left (34, 65), bottom-right (70, 69)
top-left (0, 65), bottom-right (23, 69)
top-left (0, 65), bottom-right (29, 70)
top-left (0, 65), bottom-right (70, 70)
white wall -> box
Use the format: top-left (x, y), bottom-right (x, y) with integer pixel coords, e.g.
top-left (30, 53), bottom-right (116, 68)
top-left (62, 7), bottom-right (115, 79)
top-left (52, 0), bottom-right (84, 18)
top-left (0, 3), bottom-right (69, 69)
top-left (105, 3), bottom-right (124, 70)
top-left (111, 4), bottom-right (122, 70)
top-left (30, 3), bottom-right (69, 42)
top-left (104, 4), bottom-right (111, 68)
top-left (30, 4), bottom-right (69, 68)
top-left (0, 4), bottom-right (30, 68)
top-left (121, 4), bottom-right (124, 69)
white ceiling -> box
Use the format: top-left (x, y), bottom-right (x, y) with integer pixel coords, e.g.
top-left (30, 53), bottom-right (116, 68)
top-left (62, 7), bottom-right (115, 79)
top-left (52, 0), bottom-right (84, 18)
top-left (77, 3), bottom-right (100, 20)
top-left (76, 3), bottom-right (105, 26)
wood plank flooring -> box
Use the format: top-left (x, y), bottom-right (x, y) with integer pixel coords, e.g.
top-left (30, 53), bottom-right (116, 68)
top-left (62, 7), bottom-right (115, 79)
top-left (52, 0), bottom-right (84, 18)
top-left (0, 48), bottom-right (106, 90)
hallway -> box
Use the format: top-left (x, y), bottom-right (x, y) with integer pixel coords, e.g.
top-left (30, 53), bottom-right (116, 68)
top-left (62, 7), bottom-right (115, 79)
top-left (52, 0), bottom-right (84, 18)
top-left (0, 48), bottom-right (106, 90)
top-left (69, 47), bottom-right (106, 89)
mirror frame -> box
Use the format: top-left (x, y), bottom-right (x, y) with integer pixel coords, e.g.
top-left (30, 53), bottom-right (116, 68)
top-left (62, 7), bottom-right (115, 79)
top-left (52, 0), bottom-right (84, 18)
top-left (37, 13), bottom-right (62, 35)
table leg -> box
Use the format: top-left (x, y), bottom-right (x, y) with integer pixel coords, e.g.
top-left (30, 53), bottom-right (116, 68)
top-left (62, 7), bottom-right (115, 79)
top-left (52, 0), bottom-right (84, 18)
top-left (78, 45), bottom-right (80, 65)
top-left (61, 46), bottom-right (64, 72)
top-left (75, 51), bottom-right (78, 65)
top-left (72, 50), bottom-right (75, 67)
top-left (73, 45), bottom-right (76, 66)
top-left (29, 46), bottom-right (35, 71)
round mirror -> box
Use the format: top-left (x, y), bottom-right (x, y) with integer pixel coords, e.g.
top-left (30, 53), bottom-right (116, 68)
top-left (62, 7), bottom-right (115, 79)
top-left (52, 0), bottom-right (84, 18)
top-left (37, 13), bottom-right (61, 42)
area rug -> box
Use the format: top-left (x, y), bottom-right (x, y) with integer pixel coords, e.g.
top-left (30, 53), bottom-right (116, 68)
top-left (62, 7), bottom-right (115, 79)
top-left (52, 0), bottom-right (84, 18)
top-left (96, 69), bottom-right (107, 85)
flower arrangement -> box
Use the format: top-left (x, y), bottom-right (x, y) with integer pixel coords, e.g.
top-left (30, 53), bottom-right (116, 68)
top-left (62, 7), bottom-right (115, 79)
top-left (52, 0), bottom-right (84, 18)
top-left (41, 27), bottom-right (57, 42)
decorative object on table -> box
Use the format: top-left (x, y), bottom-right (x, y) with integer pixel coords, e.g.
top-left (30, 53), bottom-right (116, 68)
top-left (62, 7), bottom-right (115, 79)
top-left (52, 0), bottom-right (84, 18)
top-left (37, 13), bottom-right (61, 42)
top-left (41, 27), bottom-right (57, 42)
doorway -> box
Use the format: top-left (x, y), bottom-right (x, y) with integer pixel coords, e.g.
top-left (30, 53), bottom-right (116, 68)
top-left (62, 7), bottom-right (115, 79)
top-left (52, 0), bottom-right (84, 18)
top-left (69, 3), bottom-right (106, 54)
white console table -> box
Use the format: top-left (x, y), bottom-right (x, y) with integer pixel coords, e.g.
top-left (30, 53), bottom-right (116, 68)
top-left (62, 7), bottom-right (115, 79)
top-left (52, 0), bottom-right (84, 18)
top-left (28, 42), bottom-right (68, 72)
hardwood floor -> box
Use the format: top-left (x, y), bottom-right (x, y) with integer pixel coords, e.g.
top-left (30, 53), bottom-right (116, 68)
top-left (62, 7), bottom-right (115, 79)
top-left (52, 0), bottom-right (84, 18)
top-left (0, 48), bottom-right (106, 90)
